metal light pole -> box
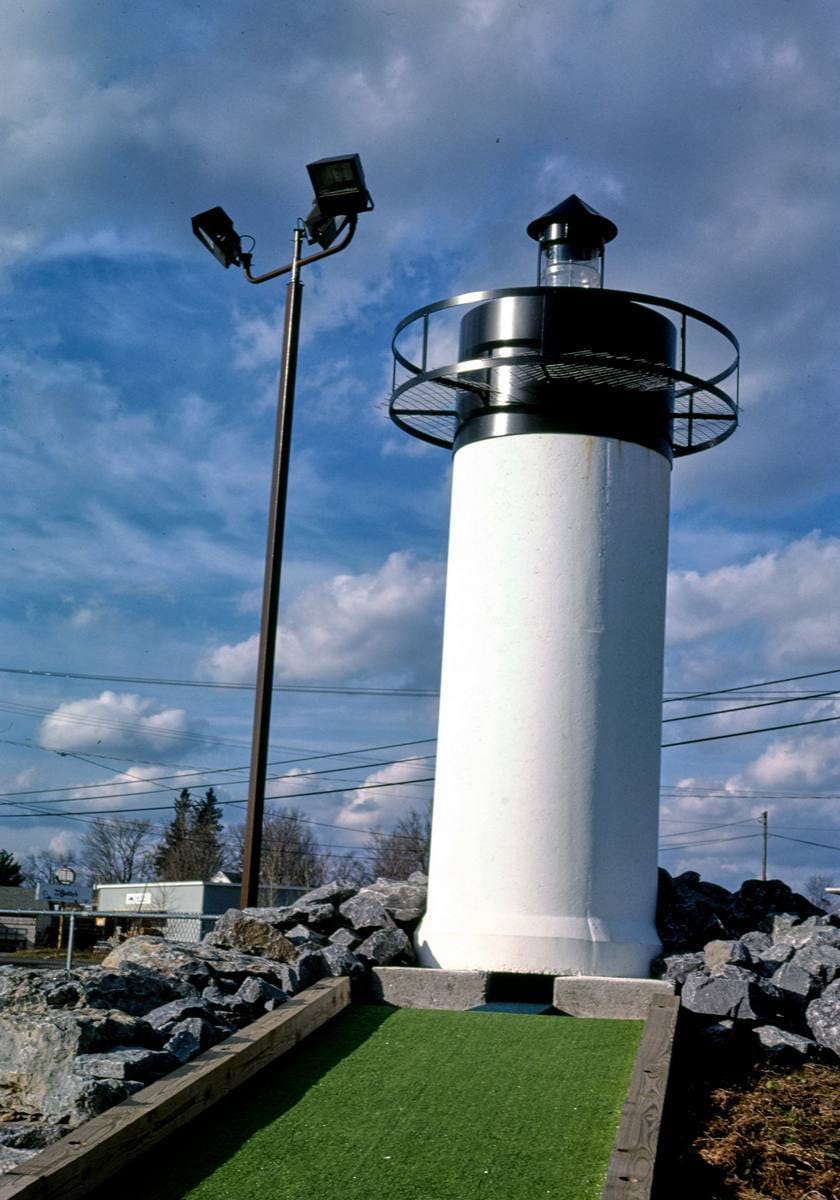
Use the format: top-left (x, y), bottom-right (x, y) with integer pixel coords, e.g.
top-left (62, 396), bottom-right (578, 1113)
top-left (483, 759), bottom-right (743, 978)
top-left (191, 157), bottom-right (374, 909)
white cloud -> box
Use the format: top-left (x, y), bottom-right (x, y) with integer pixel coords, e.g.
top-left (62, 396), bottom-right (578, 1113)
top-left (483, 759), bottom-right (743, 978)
top-left (334, 758), bottom-right (433, 831)
top-left (742, 719), bottom-right (840, 792)
top-left (200, 551), bottom-right (445, 686)
top-left (38, 691), bottom-right (199, 755)
top-left (201, 636), bottom-right (258, 686)
top-left (48, 830), bottom-right (75, 856)
top-left (666, 532), bottom-right (840, 662)
top-left (63, 763), bottom-right (195, 811)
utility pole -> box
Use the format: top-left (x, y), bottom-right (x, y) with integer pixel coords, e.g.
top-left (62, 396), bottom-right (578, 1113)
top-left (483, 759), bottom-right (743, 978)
top-left (760, 810), bottom-right (768, 881)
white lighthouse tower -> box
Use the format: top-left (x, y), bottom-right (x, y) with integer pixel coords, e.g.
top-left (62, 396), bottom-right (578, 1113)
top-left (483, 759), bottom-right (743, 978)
top-left (389, 196), bottom-right (739, 978)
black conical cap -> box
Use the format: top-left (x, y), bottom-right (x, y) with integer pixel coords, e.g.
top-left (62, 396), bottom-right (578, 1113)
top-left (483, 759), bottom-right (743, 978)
top-left (526, 193), bottom-right (618, 244)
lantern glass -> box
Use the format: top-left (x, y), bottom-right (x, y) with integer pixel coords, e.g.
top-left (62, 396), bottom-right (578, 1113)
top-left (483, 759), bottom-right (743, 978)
top-left (539, 241), bottom-right (602, 288)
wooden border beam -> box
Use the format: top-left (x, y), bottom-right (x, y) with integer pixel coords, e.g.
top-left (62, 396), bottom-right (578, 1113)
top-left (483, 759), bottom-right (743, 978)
top-left (601, 992), bottom-right (680, 1199)
top-left (0, 977), bottom-right (350, 1200)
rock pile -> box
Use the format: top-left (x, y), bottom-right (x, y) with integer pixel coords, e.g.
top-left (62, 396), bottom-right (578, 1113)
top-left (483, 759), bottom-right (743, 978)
top-left (0, 873), bottom-right (425, 1170)
top-left (655, 869), bottom-right (840, 1065)
top-left (0, 865), bottom-right (836, 1173)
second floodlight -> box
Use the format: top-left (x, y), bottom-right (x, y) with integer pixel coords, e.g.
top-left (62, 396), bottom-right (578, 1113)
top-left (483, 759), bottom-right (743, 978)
top-left (191, 206), bottom-right (243, 269)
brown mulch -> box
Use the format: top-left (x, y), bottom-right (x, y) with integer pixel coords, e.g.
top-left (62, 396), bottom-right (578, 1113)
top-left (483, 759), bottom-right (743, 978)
top-left (653, 1031), bottom-right (840, 1199)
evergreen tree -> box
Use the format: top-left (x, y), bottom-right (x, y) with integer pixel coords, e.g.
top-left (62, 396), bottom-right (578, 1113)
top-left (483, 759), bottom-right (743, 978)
top-left (0, 849), bottom-right (23, 887)
top-left (154, 788), bottom-right (194, 880)
top-left (155, 788), bottom-right (226, 881)
top-left (191, 787), bottom-right (225, 879)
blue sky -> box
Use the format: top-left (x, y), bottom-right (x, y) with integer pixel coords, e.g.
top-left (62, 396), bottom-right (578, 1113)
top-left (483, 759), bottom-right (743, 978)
top-left (1, 0), bottom-right (839, 895)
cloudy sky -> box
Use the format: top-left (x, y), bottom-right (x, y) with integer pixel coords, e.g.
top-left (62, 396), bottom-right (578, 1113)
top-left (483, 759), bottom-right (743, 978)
top-left (1, 0), bottom-right (839, 896)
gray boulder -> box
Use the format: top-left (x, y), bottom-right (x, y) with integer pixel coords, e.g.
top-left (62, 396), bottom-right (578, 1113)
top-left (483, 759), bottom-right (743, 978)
top-left (360, 878), bottom-right (428, 926)
top-left (680, 965), bottom-right (777, 1022)
top-left (286, 900), bottom-right (337, 931)
top-left (293, 948), bottom-right (326, 990)
top-left (200, 914), bottom-right (297, 961)
top-left (656, 869), bottom-right (732, 951)
top-left (295, 880), bottom-right (358, 907)
top-left (769, 913), bottom-right (814, 945)
top-left (0, 1146), bottom-right (39, 1171)
top-left (655, 951), bottom-right (706, 986)
top-left (236, 905), bottom-right (295, 926)
top-left (74, 1047), bottom-right (177, 1083)
top-left (770, 943), bottom-right (840, 1011)
top-left (791, 941), bottom-right (840, 987)
top-left (338, 893), bottom-right (396, 935)
top-left (144, 997), bottom-right (214, 1032)
top-left (355, 927), bottom-right (412, 968)
top-left (73, 966), bottom-right (191, 1015)
top-left (806, 979), bottom-right (840, 1057)
top-left (0, 1122), bottom-right (65, 1152)
top-left (284, 924), bottom-right (326, 945)
top-left (728, 880), bottom-right (822, 935)
top-left (263, 962), bottom-right (299, 996)
top-left (319, 944), bottom-right (365, 979)
top-left (201, 985), bottom-right (251, 1020)
top-left (234, 976), bottom-right (287, 1010)
top-left (102, 937), bottom-right (295, 993)
top-left (756, 941), bottom-right (796, 974)
top-left (752, 1025), bottom-right (815, 1064)
top-left (328, 927), bottom-right (360, 950)
top-left (739, 930), bottom-right (771, 955)
top-left (704, 939), bottom-right (755, 972)
top-left (163, 1019), bottom-right (209, 1063)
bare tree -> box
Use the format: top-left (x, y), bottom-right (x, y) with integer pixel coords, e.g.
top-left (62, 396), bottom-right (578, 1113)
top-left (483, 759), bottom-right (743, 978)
top-left (21, 846), bottom-right (75, 887)
top-left (231, 808), bottom-right (326, 901)
top-left (366, 805), bottom-right (431, 880)
top-left (323, 851), bottom-right (372, 887)
top-left (804, 873), bottom-right (836, 911)
top-left (81, 817), bottom-right (156, 885)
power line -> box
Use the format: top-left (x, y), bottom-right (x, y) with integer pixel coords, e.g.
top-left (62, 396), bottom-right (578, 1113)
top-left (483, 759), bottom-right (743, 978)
top-left (770, 832), bottom-right (840, 854)
top-left (4, 661), bottom-right (840, 710)
top-left (0, 775), bottom-right (436, 820)
top-left (661, 689), bottom-right (840, 723)
top-left (661, 711), bottom-right (840, 748)
top-left (659, 819), bottom-right (757, 837)
top-left (663, 667), bottom-right (840, 704)
top-left (0, 753), bottom-right (436, 806)
top-left (0, 736), bottom-right (438, 799)
top-left (0, 665), bottom-right (438, 698)
top-left (658, 833), bottom-right (761, 851)
top-left (0, 699), bottom-right (255, 751)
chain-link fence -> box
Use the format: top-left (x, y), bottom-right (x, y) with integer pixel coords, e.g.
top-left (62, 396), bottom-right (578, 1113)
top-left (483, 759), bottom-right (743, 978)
top-left (0, 908), bottom-right (218, 969)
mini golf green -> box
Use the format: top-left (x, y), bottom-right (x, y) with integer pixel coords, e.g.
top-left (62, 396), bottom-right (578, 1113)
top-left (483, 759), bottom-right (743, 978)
top-left (100, 1005), bottom-right (643, 1200)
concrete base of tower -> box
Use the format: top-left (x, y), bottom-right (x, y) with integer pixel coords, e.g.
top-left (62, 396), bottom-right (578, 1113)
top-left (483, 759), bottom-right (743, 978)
top-left (414, 913), bottom-right (661, 979)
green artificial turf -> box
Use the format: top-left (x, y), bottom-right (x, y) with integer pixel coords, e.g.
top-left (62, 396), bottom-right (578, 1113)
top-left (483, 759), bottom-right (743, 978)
top-left (99, 1005), bottom-right (642, 1200)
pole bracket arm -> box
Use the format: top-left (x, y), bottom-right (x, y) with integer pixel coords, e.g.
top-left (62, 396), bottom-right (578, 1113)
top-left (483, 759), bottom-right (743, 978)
top-left (241, 216), bottom-right (358, 285)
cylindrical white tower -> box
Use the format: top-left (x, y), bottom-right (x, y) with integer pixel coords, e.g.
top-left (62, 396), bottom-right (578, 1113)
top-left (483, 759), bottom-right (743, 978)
top-left (388, 197), bottom-right (739, 978)
top-left (420, 431), bottom-right (670, 975)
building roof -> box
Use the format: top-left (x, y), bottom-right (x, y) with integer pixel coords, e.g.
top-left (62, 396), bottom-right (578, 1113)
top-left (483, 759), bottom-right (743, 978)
top-left (95, 879), bottom-right (238, 889)
top-left (0, 886), bottom-right (47, 911)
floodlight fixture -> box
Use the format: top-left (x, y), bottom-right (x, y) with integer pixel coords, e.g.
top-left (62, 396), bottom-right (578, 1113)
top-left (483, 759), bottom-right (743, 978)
top-left (304, 201), bottom-right (341, 250)
top-left (191, 206), bottom-right (243, 269)
top-left (306, 154), bottom-right (373, 219)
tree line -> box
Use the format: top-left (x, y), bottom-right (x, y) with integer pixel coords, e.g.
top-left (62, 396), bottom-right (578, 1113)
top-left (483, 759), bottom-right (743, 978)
top-left (0, 789), bottom-right (431, 892)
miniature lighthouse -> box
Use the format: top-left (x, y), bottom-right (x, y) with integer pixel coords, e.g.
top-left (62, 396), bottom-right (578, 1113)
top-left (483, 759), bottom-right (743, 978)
top-left (389, 196), bottom-right (739, 977)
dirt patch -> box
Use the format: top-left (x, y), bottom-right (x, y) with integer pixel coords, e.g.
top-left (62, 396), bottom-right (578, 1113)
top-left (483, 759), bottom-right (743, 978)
top-left (654, 1030), bottom-right (839, 1199)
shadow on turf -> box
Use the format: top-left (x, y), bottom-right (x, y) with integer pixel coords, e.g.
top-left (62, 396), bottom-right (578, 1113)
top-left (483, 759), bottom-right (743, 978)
top-left (88, 1005), bottom-right (395, 1200)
